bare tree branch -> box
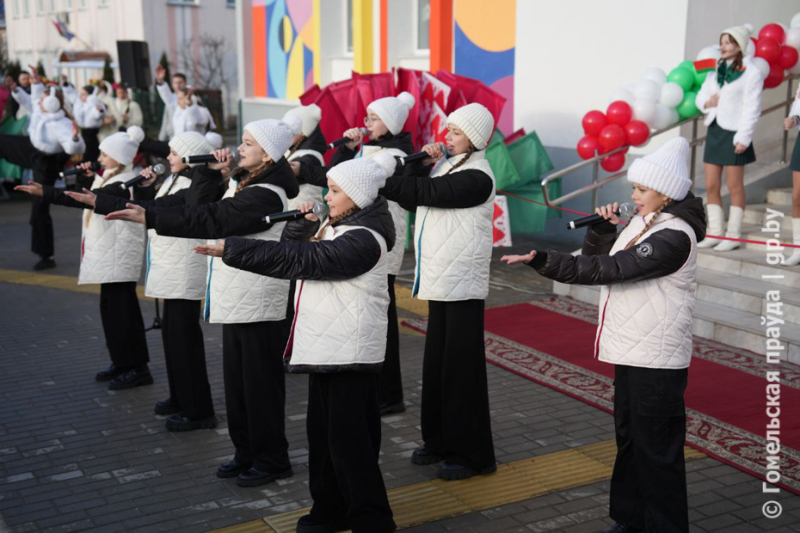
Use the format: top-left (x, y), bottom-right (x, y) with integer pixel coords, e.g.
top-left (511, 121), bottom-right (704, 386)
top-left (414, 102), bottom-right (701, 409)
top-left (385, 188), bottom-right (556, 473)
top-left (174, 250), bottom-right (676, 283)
top-left (176, 34), bottom-right (228, 90)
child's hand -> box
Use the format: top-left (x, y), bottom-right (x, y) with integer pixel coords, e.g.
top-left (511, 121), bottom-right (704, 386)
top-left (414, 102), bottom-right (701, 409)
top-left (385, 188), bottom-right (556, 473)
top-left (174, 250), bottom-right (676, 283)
top-left (501, 250), bottom-right (537, 265)
top-left (785, 116), bottom-right (799, 130)
top-left (138, 166), bottom-right (158, 186)
top-left (421, 143), bottom-right (445, 165)
top-left (209, 148), bottom-right (233, 171)
top-left (296, 202), bottom-right (320, 222)
top-left (705, 93), bottom-right (719, 109)
top-left (289, 161), bottom-right (301, 176)
top-left (105, 203), bottom-right (146, 224)
top-left (734, 143), bottom-right (747, 155)
top-left (195, 242), bottom-right (224, 257)
top-left (64, 188), bottom-right (97, 207)
top-left (76, 161), bottom-right (96, 178)
top-left (343, 128), bottom-right (364, 150)
top-left (596, 202), bottom-right (620, 225)
top-left (14, 181), bottom-right (44, 197)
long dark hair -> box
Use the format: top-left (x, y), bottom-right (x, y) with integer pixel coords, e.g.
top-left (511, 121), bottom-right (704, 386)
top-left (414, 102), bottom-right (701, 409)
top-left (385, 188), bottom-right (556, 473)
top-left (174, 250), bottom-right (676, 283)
top-left (719, 33), bottom-right (744, 73)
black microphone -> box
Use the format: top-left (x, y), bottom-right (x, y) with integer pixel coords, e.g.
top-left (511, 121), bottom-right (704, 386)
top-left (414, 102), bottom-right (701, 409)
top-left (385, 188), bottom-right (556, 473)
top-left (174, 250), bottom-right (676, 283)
top-left (59, 161), bottom-right (100, 178)
top-left (328, 128), bottom-right (368, 150)
top-left (397, 143), bottom-right (447, 166)
top-left (120, 163), bottom-right (167, 190)
top-left (262, 202), bottom-right (329, 224)
top-left (182, 151), bottom-right (239, 164)
top-left (567, 203), bottom-right (637, 230)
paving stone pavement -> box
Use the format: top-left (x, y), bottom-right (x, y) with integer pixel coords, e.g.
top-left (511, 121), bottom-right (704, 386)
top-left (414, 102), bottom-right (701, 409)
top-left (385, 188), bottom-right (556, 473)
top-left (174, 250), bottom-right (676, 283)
top-left (1, 195), bottom-right (799, 533)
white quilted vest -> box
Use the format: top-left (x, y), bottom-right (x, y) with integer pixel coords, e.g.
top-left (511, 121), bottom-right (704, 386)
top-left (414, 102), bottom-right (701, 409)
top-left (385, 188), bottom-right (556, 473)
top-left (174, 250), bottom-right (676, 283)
top-left (595, 212), bottom-right (697, 369)
top-left (145, 175), bottom-right (209, 300)
top-left (359, 144), bottom-right (407, 275)
top-left (290, 225), bottom-right (389, 368)
top-left (287, 149), bottom-right (325, 209)
top-left (78, 171), bottom-right (146, 285)
top-left (412, 151), bottom-right (496, 301)
top-left (203, 180), bottom-right (291, 324)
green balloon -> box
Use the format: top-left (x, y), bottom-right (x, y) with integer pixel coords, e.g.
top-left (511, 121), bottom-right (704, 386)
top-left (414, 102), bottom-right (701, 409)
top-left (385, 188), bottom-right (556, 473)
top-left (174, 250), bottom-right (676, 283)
top-left (695, 68), bottom-right (709, 87)
top-left (668, 67), bottom-right (695, 92)
top-left (677, 91), bottom-right (699, 120)
top-left (679, 60), bottom-right (696, 73)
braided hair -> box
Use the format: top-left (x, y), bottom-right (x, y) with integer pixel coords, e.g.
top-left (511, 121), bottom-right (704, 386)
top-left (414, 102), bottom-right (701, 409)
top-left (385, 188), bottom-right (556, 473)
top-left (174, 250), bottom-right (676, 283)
top-left (444, 143), bottom-right (476, 175)
top-left (310, 205), bottom-right (361, 242)
top-left (624, 200), bottom-right (673, 250)
top-left (235, 160), bottom-right (274, 195)
top-left (287, 134), bottom-right (307, 158)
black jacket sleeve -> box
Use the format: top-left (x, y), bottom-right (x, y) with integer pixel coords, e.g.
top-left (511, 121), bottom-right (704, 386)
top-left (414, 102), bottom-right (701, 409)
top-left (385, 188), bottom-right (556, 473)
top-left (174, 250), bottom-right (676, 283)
top-left (281, 218), bottom-right (321, 243)
top-left (380, 168), bottom-right (494, 210)
top-left (146, 185), bottom-right (284, 239)
top-left (298, 162), bottom-right (329, 188)
top-left (222, 228), bottom-right (381, 281)
top-left (330, 144), bottom-right (358, 166)
top-left (529, 229), bottom-right (692, 286)
top-left (93, 188), bottom-right (187, 215)
top-left (582, 220), bottom-right (620, 256)
top-left (186, 166), bottom-right (225, 205)
top-left (42, 179), bottom-right (131, 210)
top-left (133, 182), bottom-right (157, 202)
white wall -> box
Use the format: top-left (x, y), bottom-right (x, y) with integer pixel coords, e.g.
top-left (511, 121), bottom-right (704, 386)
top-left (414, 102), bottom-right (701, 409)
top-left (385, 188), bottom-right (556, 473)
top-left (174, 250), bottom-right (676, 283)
top-left (387, 0), bottom-right (428, 71)
top-left (514, 0), bottom-right (689, 151)
top-left (320, 0), bottom-right (351, 84)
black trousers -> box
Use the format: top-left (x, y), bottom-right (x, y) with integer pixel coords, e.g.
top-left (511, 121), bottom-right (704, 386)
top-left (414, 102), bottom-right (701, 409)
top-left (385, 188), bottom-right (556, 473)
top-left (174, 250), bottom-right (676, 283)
top-left (82, 128), bottom-right (100, 163)
top-left (161, 299), bottom-right (214, 420)
top-left (421, 299), bottom-right (495, 469)
top-left (222, 321), bottom-right (290, 472)
top-left (0, 134), bottom-right (68, 258)
top-left (307, 373), bottom-right (396, 533)
top-left (99, 282), bottom-right (150, 369)
top-left (378, 275), bottom-right (403, 406)
top-left (610, 364), bottom-right (689, 533)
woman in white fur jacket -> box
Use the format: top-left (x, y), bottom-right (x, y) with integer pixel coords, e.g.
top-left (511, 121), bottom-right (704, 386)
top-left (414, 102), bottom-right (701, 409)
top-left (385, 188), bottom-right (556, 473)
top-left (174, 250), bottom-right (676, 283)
top-left (0, 77), bottom-right (86, 271)
top-left (15, 127), bottom-right (152, 392)
top-left (695, 24), bottom-right (764, 252)
top-left (783, 94), bottom-right (800, 265)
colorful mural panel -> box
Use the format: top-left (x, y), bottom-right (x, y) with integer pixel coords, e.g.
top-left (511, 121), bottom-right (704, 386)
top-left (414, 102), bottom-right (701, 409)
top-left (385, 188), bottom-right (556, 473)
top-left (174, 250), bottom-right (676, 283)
top-left (454, 0), bottom-right (516, 134)
top-left (251, 0), bottom-right (318, 99)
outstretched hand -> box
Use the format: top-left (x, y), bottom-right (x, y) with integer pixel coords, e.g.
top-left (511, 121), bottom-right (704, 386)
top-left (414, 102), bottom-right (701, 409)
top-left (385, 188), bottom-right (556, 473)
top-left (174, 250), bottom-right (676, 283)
top-left (501, 250), bottom-right (537, 265)
top-left (64, 188), bottom-right (97, 207)
top-left (14, 181), bottom-right (44, 197)
top-left (195, 242), bottom-right (224, 257)
top-left (105, 203), bottom-right (146, 224)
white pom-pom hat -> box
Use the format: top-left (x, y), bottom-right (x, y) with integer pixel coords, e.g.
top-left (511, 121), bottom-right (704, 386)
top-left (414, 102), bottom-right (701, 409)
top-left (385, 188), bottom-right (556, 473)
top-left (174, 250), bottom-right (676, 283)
top-left (367, 92), bottom-right (415, 136)
top-left (244, 119), bottom-right (295, 162)
top-left (43, 86), bottom-right (61, 114)
top-left (447, 103), bottom-right (494, 150)
top-left (99, 126), bottom-right (145, 167)
top-left (285, 104), bottom-right (322, 136)
top-left (327, 151), bottom-right (396, 208)
top-left (722, 24), bottom-right (752, 52)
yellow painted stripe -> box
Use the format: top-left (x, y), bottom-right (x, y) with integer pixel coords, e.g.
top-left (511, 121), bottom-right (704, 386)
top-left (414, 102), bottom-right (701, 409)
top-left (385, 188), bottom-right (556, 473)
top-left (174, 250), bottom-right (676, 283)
top-left (352, 0), bottom-right (374, 73)
top-left (0, 269), bottom-right (150, 300)
top-left (394, 285), bottom-right (429, 317)
top-left (214, 441), bottom-right (706, 532)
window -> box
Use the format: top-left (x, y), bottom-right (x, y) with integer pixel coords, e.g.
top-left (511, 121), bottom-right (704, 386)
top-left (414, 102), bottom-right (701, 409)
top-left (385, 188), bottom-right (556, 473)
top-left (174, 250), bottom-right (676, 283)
top-left (22, 0), bottom-right (30, 17)
top-left (98, 0), bottom-right (109, 6)
top-left (36, 0), bottom-right (43, 14)
top-left (49, 0), bottom-right (56, 12)
top-left (79, 0), bottom-right (87, 9)
top-left (167, 0), bottom-right (199, 5)
top-left (64, 0), bottom-right (73, 9)
top-left (226, 0), bottom-right (235, 7)
top-left (416, 0), bottom-right (429, 51)
top-left (346, 0), bottom-right (352, 53)
top-left (13, 0), bottom-right (20, 18)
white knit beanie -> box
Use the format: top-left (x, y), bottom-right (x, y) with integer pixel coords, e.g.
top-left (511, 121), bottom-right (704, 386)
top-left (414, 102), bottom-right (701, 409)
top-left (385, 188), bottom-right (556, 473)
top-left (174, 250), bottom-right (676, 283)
top-left (327, 151), bottom-right (396, 208)
top-left (367, 92), bottom-right (415, 136)
top-left (722, 24), bottom-right (753, 52)
top-left (447, 103), bottom-right (494, 150)
top-left (281, 113), bottom-right (303, 137)
top-left (627, 137), bottom-right (691, 201)
top-left (244, 119), bottom-right (295, 162)
top-left (43, 86), bottom-right (61, 113)
top-left (169, 131), bottom-right (216, 166)
top-left (285, 104), bottom-right (321, 136)
top-left (205, 131), bottom-right (224, 150)
top-left (99, 126), bottom-right (145, 167)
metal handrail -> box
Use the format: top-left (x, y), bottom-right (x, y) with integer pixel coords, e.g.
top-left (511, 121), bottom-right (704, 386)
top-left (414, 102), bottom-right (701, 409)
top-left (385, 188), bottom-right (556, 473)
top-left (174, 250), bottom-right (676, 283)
top-left (541, 74), bottom-right (799, 207)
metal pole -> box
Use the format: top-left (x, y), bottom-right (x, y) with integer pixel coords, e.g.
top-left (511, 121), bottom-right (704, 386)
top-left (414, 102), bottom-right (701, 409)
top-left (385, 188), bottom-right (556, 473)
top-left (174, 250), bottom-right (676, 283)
top-left (591, 159), bottom-right (599, 208)
top-left (690, 118), bottom-right (698, 192)
top-left (783, 77), bottom-right (793, 164)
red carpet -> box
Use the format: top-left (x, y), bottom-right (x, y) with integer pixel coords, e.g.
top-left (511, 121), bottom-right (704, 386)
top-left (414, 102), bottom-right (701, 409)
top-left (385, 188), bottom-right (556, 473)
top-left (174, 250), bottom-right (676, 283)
top-left (403, 296), bottom-right (800, 495)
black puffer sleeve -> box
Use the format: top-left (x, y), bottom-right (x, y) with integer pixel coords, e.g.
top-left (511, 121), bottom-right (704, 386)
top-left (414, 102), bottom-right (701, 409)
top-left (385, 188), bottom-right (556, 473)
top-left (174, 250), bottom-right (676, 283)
top-left (222, 228), bottom-right (381, 281)
top-left (530, 229), bottom-right (692, 286)
top-left (380, 168), bottom-right (494, 210)
top-left (582, 220), bottom-right (620, 256)
top-left (42, 179), bottom-right (131, 210)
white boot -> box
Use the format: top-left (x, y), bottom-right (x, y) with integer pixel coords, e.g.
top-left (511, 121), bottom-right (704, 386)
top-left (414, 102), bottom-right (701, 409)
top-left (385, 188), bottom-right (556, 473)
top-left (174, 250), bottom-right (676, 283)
top-left (714, 206), bottom-right (744, 252)
top-left (785, 218), bottom-right (800, 266)
top-left (698, 203), bottom-right (724, 248)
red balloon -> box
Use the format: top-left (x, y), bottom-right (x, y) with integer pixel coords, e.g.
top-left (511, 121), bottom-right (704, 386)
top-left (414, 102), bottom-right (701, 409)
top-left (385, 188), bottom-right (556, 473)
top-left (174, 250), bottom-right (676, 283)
top-left (582, 110), bottom-right (608, 137)
top-left (598, 124), bottom-right (626, 152)
top-left (576, 135), bottom-right (600, 160)
top-left (624, 120), bottom-right (650, 147)
top-left (756, 37), bottom-right (781, 64)
top-left (779, 45), bottom-right (799, 70)
top-left (759, 23), bottom-right (786, 45)
top-left (601, 152), bottom-right (626, 172)
top-left (764, 64), bottom-right (785, 89)
top-left (606, 101), bottom-right (633, 127)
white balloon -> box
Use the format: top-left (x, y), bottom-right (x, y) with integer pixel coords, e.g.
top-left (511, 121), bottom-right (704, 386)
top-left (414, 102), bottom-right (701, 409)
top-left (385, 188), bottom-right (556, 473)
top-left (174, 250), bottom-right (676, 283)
top-left (634, 79), bottom-right (660, 102)
top-left (745, 38), bottom-right (756, 57)
top-left (641, 67), bottom-right (667, 89)
top-left (659, 82), bottom-right (685, 108)
top-left (609, 87), bottom-right (636, 106)
top-left (751, 56), bottom-right (770, 78)
top-left (696, 45), bottom-right (721, 62)
top-left (787, 27), bottom-right (800, 50)
top-left (633, 99), bottom-right (657, 127)
top-left (792, 12), bottom-right (800, 28)
top-left (652, 104), bottom-right (675, 130)
top-left (779, 23), bottom-right (790, 39)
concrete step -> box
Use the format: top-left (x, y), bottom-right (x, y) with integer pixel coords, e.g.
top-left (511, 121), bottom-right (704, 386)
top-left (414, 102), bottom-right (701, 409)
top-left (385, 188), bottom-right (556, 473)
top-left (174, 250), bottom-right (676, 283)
top-left (766, 187), bottom-right (793, 207)
top-left (695, 269), bottom-right (800, 325)
top-left (552, 279), bottom-right (800, 365)
top-left (743, 203), bottom-right (793, 231)
top-left (697, 247), bottom-right (800, 288)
